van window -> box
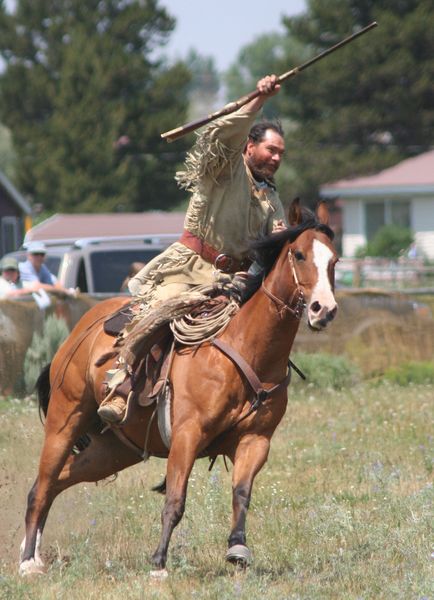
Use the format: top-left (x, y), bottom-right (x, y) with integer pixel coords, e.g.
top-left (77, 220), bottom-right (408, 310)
top-left (89, 249), bottom-right (161, 293)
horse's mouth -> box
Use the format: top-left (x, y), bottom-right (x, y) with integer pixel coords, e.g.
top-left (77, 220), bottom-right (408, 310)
top-left (307, 319), bottom-right (328, 331)
top-left (307, 305), bottom-right (338, 331)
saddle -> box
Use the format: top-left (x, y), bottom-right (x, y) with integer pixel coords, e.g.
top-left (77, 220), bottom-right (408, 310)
top-left (99, 287), bottom-right (234, 419)
top-left (103, 303), bottom-right (135, 337)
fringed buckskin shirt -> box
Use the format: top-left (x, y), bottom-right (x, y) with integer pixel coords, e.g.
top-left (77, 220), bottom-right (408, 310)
top-left (128, 107), bottom-right (287, 301)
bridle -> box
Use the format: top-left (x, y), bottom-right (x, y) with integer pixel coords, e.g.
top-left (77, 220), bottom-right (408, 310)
top-left (261, 249), bottom-right (306, 320)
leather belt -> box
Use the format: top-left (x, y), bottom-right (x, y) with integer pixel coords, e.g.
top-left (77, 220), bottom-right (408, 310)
top-left (179, 230), bottom-right (250, 274)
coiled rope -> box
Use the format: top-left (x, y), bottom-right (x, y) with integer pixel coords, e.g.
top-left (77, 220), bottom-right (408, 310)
top-left (170, 299), bottom-right (239, 346)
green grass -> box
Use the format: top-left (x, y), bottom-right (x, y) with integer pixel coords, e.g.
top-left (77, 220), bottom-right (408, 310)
top-left (0, 383), bottom-right (433, 599)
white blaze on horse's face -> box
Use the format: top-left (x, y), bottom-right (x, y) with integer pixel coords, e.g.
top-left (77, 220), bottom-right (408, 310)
top-left (307, 239), bottom-right (338, 330)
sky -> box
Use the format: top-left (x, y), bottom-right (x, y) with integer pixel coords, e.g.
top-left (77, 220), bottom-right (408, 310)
top-left (160, 0), bottom-right (307, 71)
top-left (4, 0), bottom-right (307, 72)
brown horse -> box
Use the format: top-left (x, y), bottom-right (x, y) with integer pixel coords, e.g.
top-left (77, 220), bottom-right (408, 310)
top-left (19, 201), bottom-right (338, 576)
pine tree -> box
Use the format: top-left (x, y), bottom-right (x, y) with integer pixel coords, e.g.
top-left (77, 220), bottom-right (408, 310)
top-left (0, 0), bottom-right (192, 212)
top-left (280, 0), bottom-right (434, 199)
top-left (223, 1), bottom-right (434, 202)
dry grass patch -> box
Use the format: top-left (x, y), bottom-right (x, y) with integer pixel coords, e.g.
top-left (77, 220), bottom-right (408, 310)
top-left (0, 383), bottom-right (432, 599)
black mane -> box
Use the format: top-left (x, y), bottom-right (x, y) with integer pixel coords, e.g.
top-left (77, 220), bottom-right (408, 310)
top-left (240, 207), bottom-right (334, 303)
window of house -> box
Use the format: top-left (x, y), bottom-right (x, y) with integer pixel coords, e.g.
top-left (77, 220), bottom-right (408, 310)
top-left (365, 200), bottom-right (410, 240)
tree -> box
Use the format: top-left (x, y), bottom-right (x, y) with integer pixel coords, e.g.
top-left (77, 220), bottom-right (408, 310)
top-left (224, 32), bottom-right (307, 121)
top-left (0, 124), bottom-right (16, 179)
top-left (280, 0), bottom-right (434, 200)
top-left (224, 1), bottom-right (434, 203)
top-left (0, 0), bottom-right (192, 212)
top-left (184, 49), bottom-right (220, 119)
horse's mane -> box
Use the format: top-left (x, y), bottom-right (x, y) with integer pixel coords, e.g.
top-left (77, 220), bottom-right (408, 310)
top-left (240, 207), bottom-right (334, 303)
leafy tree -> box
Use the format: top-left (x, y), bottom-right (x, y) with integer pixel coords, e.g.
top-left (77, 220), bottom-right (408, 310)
top-left (0, 0), bottom-right (192, 212)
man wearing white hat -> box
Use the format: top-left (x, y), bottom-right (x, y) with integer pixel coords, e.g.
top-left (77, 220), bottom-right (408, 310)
top-left (19, 241), bottom-right (70, 295)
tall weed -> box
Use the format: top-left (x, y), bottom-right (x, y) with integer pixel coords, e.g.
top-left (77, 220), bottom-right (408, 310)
top-left (23, 315), bottom-right (69, 393)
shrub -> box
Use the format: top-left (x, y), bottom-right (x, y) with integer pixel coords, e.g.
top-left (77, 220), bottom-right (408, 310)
top-left (361, 225), bottom-right (414, 258)
top-left (23, 315), bottom-right (69, 393)
top-left (290, 352), bottom-right (361, 390)
top-left (383, 361), bottom-right (434, 386)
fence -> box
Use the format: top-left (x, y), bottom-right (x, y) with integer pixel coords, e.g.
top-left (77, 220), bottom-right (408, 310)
top-left (336, 257), bottom-right (434, 289)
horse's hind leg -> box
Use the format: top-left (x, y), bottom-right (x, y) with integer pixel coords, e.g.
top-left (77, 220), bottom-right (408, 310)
top-left (55, 428), bottom-right (141, 491)
top-left (20, 422), bottom-right (141, 576)
top-left (226, 435), bottom-right (270, 566)
top-left (19, 389), bottom-right (96, 576)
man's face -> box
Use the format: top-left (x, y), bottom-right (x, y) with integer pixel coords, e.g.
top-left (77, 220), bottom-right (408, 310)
top-left (244, 129), bottom-right (285, 180)
top-left (29, 252), bottom-right (46, 271)
top-left (2, 268), bottom-right (19, 283)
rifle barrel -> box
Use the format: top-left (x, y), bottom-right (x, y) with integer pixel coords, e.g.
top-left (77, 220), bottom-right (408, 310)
top-left (161, 21), bottom-right (378, 142)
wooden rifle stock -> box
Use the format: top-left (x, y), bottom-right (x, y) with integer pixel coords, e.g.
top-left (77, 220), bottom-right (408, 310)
top-left (161, 21), bottom-right (377, 143)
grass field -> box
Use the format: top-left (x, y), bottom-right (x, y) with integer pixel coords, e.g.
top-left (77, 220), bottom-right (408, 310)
top-left (0, 382), bottom-right (432, 600)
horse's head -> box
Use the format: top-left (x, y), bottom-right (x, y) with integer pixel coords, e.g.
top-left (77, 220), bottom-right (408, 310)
top-left (286, 199), bottom-right (338, 330)
top-left (248, 198), bottom-right (338, 331)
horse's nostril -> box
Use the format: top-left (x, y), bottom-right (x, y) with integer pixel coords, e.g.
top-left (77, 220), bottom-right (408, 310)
top-left (327, 307), bottom-right (337, 322)
top-left (311, 301), bottom-right (321, 313)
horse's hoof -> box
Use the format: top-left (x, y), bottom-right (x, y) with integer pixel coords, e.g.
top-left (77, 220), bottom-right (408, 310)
top-left (19, 559), bottom-right (46, 577)
top-left (226, 544), bottom-right (252, 566)
top-left (150, 568), bottom-right (168, 580)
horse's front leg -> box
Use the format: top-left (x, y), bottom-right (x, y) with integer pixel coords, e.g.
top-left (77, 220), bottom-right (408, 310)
top-left (151, 423), bottom-right (202, 573)
top-left (226, 434), bottom-right (270, 566)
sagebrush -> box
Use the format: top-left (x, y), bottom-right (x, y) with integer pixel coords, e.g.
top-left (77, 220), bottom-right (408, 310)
top-left (23, 315), bottom-right (69, 393)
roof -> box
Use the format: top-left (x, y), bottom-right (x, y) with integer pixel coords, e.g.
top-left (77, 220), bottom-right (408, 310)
top-left (321, 149), bottom-right (434, 198)
top-left (0, 170), bottom-right (32, 214)
top-left (24, 212), bottom-right (186, 243)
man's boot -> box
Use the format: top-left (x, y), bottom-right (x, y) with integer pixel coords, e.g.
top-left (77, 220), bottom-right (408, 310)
top-left (97, 395), bottom-right (127, 424)
top-left (97, 378), bottom-right (131, 424)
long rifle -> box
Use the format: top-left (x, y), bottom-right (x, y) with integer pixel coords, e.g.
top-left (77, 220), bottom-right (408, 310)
top-left (161, 21), bottom-right (377, 143)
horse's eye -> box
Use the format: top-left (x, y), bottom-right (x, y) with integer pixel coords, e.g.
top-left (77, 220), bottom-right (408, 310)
top-left (294, 251), bottom-right (305, 261)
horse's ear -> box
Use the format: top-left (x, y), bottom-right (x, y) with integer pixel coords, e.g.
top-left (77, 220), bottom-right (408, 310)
top-left (288, 197), bottom-right (302, 226)
top-left (316, 201), bottom-right (329, 226)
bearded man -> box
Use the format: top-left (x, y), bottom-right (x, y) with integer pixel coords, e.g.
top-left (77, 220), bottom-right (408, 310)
top-left (98, 74), bottom-right (287, 424)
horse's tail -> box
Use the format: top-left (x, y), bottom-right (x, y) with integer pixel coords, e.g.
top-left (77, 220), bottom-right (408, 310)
top-left (36, 363), bottom-right (51, 421)
top-left (151, 477), bottom-right (167, 495)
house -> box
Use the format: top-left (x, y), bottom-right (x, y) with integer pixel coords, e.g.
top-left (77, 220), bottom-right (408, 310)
top-left (0, 171), bottom-right (32, 257)
top-left (320, 150), bottom-right (434, 258)
top-left (23, 211), bottom-right (186, 244)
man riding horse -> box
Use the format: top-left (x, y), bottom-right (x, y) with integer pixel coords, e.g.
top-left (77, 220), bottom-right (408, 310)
top-left (98, 74), bottom-right (288, 424)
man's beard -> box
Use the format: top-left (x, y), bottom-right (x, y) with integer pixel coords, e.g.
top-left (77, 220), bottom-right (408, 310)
top-left (245, 155), bottom-right (276, 181)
